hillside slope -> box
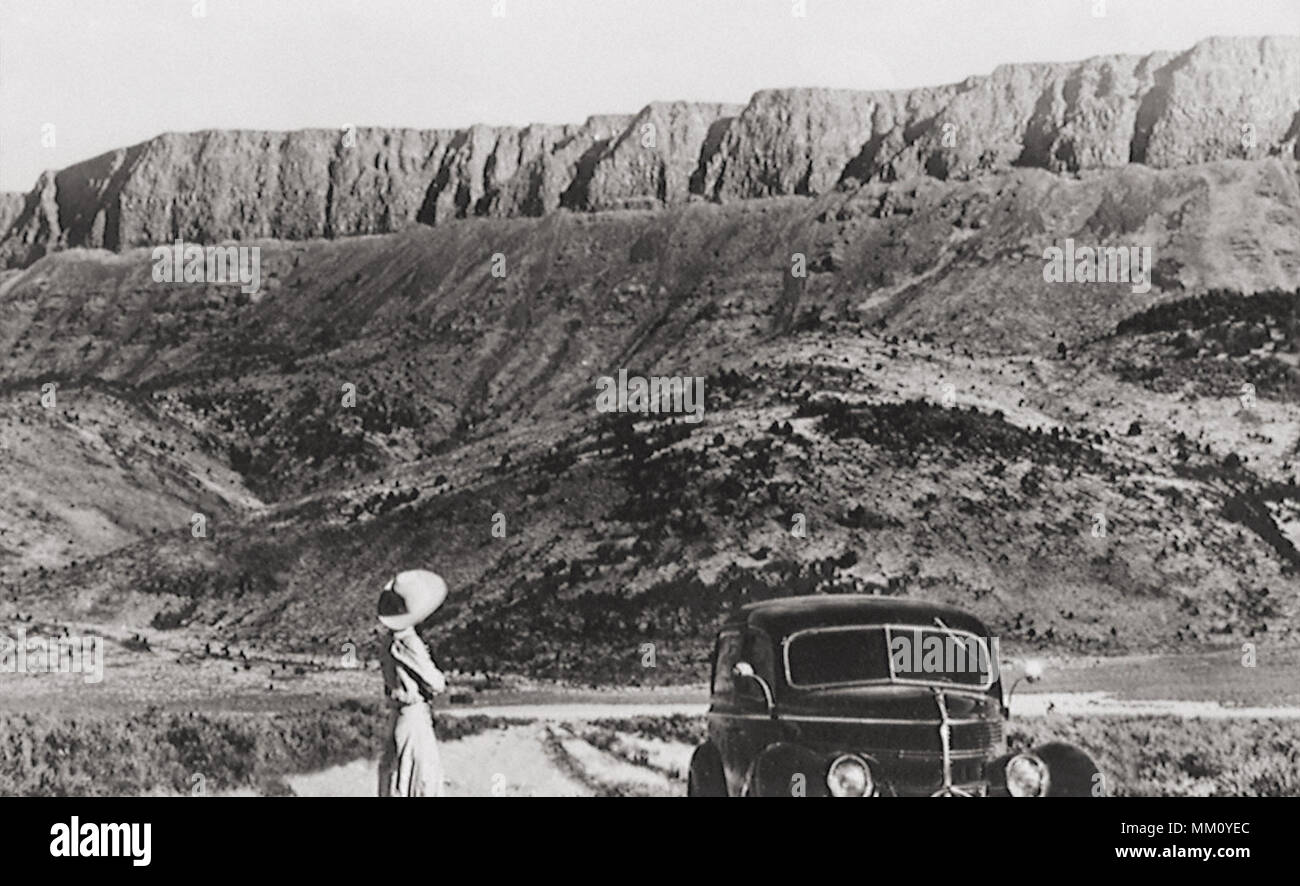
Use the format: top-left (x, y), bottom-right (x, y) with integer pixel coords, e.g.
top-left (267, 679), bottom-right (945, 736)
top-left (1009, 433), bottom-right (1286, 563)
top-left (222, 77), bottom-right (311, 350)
top-left (3, 156), bottom-right (1300, 680)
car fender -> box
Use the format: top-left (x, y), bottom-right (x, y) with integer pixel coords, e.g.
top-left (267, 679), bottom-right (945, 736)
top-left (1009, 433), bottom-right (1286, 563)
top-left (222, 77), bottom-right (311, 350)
top-left (687, 742), bottom-right (728, 797)
top-left (744, 742), bottom-right (830, 797)
top-left (986, 742), bottom-right (1102, 797)
top-left (1034, 742), bottom-right (1103, 797)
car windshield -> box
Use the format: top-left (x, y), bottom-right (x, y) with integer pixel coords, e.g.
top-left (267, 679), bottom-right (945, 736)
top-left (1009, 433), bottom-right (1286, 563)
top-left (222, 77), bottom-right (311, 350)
top-left (785, 625), bottom-right (994, 689)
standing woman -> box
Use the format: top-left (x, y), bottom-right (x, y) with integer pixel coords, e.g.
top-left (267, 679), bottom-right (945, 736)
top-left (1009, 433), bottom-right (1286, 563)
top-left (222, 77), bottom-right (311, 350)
top-left (376, 569), bottom-right (449, 797)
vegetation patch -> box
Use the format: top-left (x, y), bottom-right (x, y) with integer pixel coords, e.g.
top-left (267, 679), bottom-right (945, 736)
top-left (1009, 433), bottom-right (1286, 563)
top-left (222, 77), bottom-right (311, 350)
top-left (0, 702), bottom-right (523, 796)
top-left (797, 397), bottom-right (1099, 468)
top-left (1009, 715), bottom-right (1300, 797)
top-left (1112, 288), bottom-right (1300, 400)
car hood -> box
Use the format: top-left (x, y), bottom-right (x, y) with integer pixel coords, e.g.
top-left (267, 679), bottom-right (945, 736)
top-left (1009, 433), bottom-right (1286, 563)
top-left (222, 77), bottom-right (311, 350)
top-left (773, 684), bottom-right (1000, 722)
top-left (765, 686), bottom-right (1006, 780)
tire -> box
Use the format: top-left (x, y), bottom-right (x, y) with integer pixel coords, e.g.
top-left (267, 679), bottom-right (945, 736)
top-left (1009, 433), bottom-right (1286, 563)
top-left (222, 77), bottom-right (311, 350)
top-left (687, 743), bottom-right (728, 797)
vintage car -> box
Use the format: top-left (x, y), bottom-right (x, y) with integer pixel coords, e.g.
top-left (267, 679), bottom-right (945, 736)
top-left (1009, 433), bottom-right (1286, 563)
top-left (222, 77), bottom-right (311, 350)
top-left (687, 594), bottom-right (1101, 797)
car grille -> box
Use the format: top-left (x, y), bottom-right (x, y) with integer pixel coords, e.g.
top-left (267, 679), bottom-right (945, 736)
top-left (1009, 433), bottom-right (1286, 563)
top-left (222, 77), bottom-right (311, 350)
top-left (870, 719), bottom-right (1003, 796)
top-left (952, 718), bottom-right (1003, 752)
top-left (853, 718), bottom-right (1001, 754)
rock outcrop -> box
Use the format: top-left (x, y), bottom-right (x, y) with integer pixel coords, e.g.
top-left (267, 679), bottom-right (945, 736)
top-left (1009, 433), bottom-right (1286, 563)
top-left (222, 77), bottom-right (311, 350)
top-left (1, 35), bottom-right (1296, 267)
top-left (586, 101), bottom-right (743, 209)
top-left (0, 192), bottom-right (23, 237)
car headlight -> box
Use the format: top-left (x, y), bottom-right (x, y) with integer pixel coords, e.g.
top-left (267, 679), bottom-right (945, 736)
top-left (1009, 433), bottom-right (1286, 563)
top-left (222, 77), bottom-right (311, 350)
top-left (1005, 753), bottom-right (1049, 797)
top-left (827, 754), bottom-right (874, 797)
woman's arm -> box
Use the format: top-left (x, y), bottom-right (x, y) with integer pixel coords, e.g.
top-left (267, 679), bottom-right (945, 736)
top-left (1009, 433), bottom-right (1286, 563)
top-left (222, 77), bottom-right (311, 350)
top-left (398, 632), bottom-right (446, 697)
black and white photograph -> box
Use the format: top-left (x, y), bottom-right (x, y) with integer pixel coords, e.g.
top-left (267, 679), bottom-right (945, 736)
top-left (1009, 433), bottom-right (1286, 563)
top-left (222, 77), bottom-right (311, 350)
top-left (1, 0), bottom-right (1298, 861)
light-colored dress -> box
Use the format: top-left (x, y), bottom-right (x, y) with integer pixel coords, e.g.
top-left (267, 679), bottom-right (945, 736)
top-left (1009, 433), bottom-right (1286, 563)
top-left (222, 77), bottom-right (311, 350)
top-left (378, 626), bottom-right (446, 797)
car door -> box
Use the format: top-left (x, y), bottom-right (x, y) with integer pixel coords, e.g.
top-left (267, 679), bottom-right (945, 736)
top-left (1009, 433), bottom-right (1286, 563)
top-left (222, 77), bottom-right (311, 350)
top-left (734, 629), bottom-right (784, 792)
top-left (708, 629), bottom-right (748, 794)
top-left (711, 628), bottom-right (781, 795)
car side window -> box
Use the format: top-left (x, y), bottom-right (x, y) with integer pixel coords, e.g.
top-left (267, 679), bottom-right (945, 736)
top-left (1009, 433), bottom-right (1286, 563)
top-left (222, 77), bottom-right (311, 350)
top-left (711, 631), bottom-right (743, 696)
top-left (745, 631), bottom-right (774, 682)
top-left (736, 630), bottom-right (774, 702)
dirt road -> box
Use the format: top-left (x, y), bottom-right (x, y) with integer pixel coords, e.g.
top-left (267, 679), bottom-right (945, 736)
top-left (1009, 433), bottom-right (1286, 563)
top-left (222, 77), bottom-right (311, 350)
top-left (286, 721), bottom-right (689, 797)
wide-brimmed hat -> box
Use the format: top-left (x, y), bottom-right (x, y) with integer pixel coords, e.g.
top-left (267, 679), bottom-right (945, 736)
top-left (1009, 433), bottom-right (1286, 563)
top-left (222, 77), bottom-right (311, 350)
top-left (377, 570), bottom-right (448, 630)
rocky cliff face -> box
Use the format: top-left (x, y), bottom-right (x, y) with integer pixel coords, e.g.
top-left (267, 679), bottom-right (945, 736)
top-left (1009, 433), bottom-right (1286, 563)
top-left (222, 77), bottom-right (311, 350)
top-left (586, 101), bottom-right (744, 209)
top-left (1, 35), bottom-right (1296, 267)
top-left (0, 192), bottom-right (23, 236)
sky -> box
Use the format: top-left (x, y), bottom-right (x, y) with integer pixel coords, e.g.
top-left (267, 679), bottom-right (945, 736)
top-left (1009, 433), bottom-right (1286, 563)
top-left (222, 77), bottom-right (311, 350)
top-left (1, 0), bottom-right (1297, 191)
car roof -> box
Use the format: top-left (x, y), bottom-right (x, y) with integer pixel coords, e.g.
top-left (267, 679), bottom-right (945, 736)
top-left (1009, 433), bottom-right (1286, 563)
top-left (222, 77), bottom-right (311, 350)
top-left (721, 594), bottom-right (990, 638)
